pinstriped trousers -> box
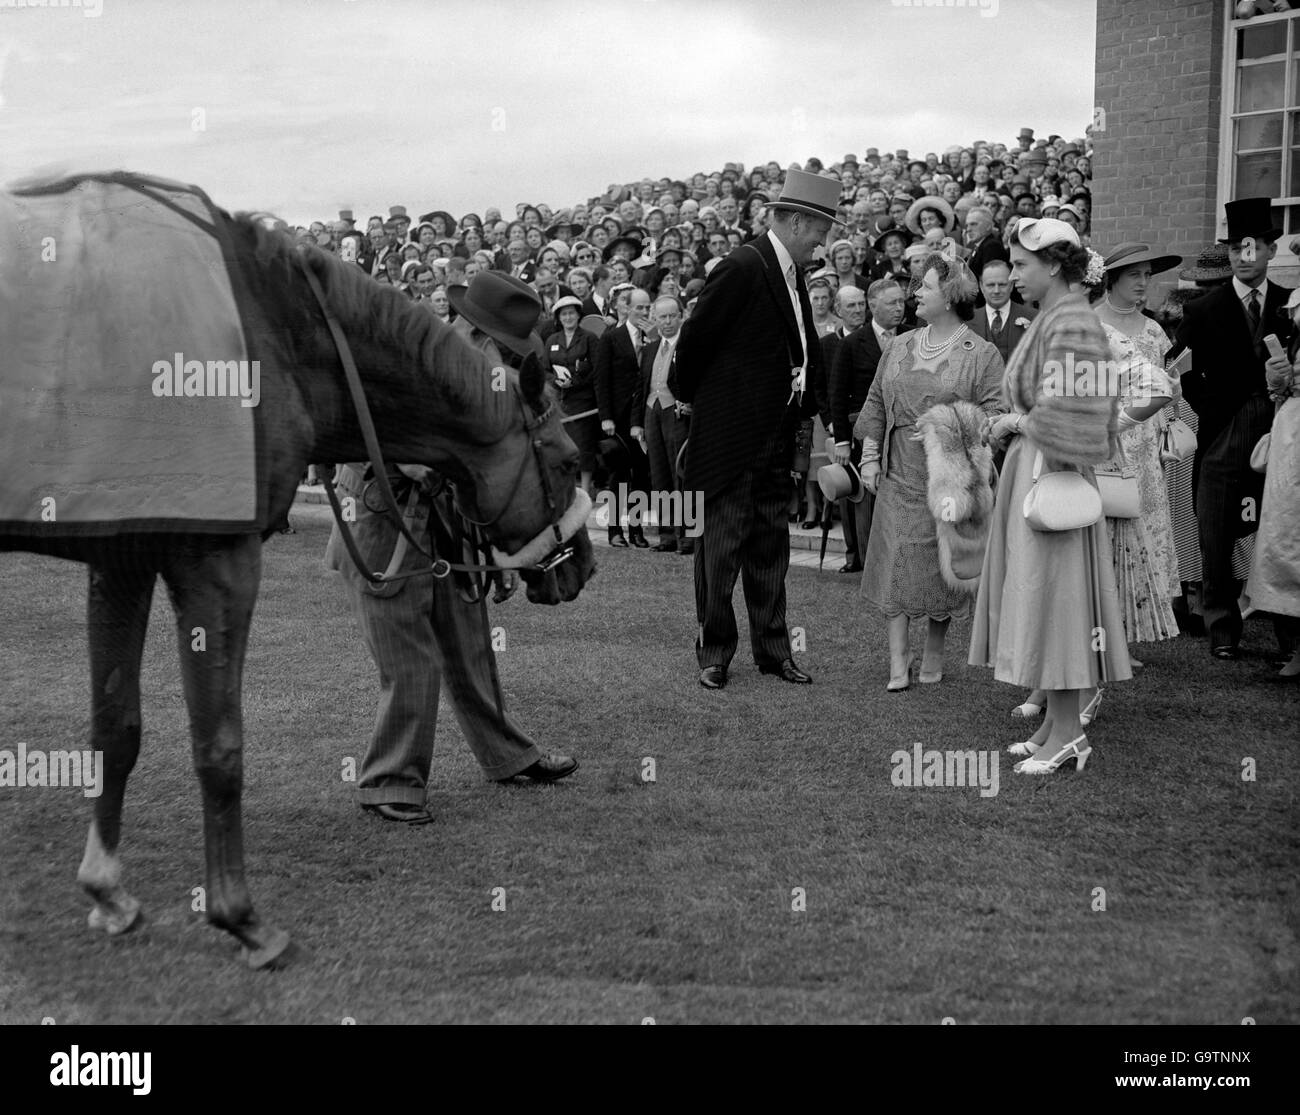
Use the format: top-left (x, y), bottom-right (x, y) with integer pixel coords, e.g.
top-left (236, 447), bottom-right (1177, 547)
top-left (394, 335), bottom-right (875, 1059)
top-left (693, 425), bottom-right (796, 669)
top-left (1196, 395), bottom-right (1271, 649)
top-left (333, 534), bottom-right (542, 804)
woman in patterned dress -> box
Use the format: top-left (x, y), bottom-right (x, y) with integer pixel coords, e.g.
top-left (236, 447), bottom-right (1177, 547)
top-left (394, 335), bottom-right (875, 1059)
top-left (855, 254), bottom-right (1004, 691)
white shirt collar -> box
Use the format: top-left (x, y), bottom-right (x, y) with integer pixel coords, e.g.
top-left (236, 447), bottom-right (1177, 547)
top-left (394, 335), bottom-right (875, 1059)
top-left (1233, 276), bottom-right (1266, 302)
top-left (767, 228), bottom-right (796, 281)
top-left (872, 319), bottom-right (893, 344)
top-left (986, 302), bottom-right (1009, 326)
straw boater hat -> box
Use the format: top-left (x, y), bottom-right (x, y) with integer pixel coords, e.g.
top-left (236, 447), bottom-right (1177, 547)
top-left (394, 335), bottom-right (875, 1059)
top-left (1101, 243), bottom-right (1181, 277)
top-left (767, 168), bottom-right (844, 226)
top-left (1178, 245), bottom-right (1232, 283)
top-left (904, 195), bottom-right (955, 235)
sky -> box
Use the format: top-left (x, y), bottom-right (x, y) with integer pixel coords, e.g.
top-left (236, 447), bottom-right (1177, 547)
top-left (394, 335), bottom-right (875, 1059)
top-left (0, 0), bottom-right (1097, 225)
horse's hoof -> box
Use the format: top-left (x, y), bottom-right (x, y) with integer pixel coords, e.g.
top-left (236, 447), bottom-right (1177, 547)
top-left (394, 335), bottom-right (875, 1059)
top-left (87, 896), bottom-right (143, 936)
top-left (241, 927), bottom-right (292, 970)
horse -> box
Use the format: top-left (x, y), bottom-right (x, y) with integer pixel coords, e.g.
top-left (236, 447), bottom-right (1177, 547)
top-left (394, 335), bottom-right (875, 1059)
top-left (0, 172), bottom-right (596, 968)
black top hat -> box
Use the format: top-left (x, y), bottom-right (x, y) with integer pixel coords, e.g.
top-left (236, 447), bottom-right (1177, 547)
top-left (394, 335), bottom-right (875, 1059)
top-left (1219, 197), bottom-right (1283, 245)
top-left (446, 272), bottom-right (544, 360)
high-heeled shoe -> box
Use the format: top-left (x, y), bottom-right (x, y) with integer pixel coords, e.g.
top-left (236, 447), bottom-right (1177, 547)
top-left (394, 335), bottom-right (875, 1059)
top-left (1006, 739), bottom-right (1042, 758)
top-left (1013, 734), bottom-right (1091, 775)
top-left (1079, 690), bottom-right (1103, 727)
top-left (1011, 701), bottom-right (1043, 719)
top-left (918, 653), bottom-right (943, 684)
top-left (887, 653), bottom-right (915, 692)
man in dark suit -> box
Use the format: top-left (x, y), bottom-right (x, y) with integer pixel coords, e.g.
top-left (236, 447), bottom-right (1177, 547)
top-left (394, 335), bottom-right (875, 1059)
top-left (675, 169), bottom-right (841, 689)
top-left (964, 205), bottom-right (1009, 307)
top-left (631, 295), bottom-right (692, 553)
top-left (830, 278), bottom-right (905, 572)
top-left (819, 284), bottom-right (868, 572)
top-left (595, 286), bottom-right (653, 547)
top-left (1176, 197), bottom-right (1294, 659)
top-left (968, 260), bottom-right (1037, 364)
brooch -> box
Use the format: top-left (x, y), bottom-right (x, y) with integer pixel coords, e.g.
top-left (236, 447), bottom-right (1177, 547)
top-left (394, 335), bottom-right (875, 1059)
top-left (961, 338), bottom-right (975, 349)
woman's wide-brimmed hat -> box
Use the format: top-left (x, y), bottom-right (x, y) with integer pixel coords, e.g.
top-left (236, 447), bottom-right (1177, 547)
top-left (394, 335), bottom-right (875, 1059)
top-left (1178, 244), bottom-right (1232, 283)
top-left (904, 195), bottom-right (955, 236)
top-left (1102, 242), bottom-right (1182, 277)
top-left (603, 231), bottom-right (644, 262)
top-left (816, 461), bottom-right (865, 504)
top-left (767, 168), bottom-right (844, 225)
top-left (550, 295), bottom-right (584, 318)
top-left (874, 226), bottom-right (913, 253)
top-left (446, 271), bottom-right (544, 360)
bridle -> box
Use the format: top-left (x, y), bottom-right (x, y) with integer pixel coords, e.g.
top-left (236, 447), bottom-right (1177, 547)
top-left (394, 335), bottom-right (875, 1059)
top-left (298, 252), bottom-right (582, 589)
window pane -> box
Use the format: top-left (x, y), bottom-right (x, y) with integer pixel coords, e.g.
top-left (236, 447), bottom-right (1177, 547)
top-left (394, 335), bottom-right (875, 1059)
top-left (1238, 61), bottom-right (1286, 112)
top-left (1239, 22), bottom-right (1287, 60)
top-left (1236, 151), bottom-right (1282, 198)
top-left (1287, 205), bottom-right (1300, 238)
top-left (1238, 112), bottom-right (1284, 150)
top-left (1294, 55), bottom-right (1300, 106)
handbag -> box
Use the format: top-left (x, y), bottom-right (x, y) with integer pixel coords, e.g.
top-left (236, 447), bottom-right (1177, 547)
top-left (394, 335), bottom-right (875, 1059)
top-left (1095, 442), bottom-right (1141, 519)
top-left (1158, 410), bottom-right (1196, 465)
top-left (1022, 450), bottom-right (1102, 532)
top-left (1250, 432), bottom-right (1271, 473)
top-left (792, 418), bottom-right (813, 473)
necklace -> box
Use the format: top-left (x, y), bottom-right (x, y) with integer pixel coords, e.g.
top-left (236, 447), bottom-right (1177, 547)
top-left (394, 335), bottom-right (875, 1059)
top-left (915, 323), bottom-right (968, 360)
top-left (1102, 294), bottom-right (1140, 315)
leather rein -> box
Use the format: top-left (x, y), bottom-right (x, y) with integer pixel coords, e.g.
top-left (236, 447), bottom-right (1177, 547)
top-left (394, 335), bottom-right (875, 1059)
top-left (298, 255), bottom-right (576, 588)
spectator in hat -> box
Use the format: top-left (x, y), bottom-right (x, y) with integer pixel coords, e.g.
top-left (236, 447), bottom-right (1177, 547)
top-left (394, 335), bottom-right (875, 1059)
top-left (388, 205), bottom-right (411, 240)
top-left (1175, 197), bottom-right (1295, 660)
top-left (828, 237), bottom-right (865, 291)
top-left (963, 206), bottom-right (1010, 304)
top-left (869, 227), bottom-right (913, 286)
top-left (544, 295), bottom-right (600, 497)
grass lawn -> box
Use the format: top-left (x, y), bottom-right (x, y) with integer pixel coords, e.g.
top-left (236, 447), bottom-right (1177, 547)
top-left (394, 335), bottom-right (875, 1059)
top-left (1, 504), bottom-right (1297, 1024)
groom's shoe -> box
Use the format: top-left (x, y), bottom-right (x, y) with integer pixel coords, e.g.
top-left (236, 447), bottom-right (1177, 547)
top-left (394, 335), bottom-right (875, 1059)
top-left (699, 665), bottom-right (728, 690)
top-left (759, 658), bottom-right (812, 684)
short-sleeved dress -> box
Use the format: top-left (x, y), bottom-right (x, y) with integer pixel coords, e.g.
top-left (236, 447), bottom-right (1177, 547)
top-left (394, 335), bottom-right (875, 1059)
top-left (855, 328), bottom-right (1004, 620)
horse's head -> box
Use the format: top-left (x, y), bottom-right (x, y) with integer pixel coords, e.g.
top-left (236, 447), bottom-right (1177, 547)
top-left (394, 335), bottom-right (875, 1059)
top-left (449, 354), bottom-right (595, 605)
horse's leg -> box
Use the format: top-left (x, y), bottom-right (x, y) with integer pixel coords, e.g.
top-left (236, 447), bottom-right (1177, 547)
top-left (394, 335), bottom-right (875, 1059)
top-left (77, 563), bottom-right (154, 936)
top-left (161, 535), bottom-right (290, 969)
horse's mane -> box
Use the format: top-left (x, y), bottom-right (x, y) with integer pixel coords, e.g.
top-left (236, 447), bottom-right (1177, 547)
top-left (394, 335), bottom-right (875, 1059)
top-left (229, 215), bottom-right (515, 441)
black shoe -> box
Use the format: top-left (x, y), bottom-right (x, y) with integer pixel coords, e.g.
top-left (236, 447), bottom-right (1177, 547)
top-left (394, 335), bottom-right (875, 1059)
top-left (361, 802), bottom-right (435, 825)
top-left (608, 529), bottom-right (629, 548)
top-left (678, 541), bottom-right (695, 556)
top-left (1211, 645), bottom-right (1240, 660)
top-left (652, 539), bottom-right (678, 552)
top-left (839, 561), bottom-right (863, 574)
top-left (800, 520), bottom-right (817, 530)
top-left (628, 528), bottom-right (650, 548)
top-left (759, 658), bottom-right (812, 684)
top-left (699, 665), bottom-right (728, 689)
top-left (510, 753), bottom-right (579, 782)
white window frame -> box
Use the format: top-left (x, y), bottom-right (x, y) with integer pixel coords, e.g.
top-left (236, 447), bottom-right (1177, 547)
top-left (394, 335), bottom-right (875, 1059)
top-left (1219, 0), bottom-right (1300, 268)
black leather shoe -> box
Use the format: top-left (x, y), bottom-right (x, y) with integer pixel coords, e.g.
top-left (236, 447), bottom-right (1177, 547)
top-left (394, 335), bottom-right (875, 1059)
top-left (608, 529), bottom-right (629, 548)
top-left (759, 658), bottom-right (812, 684)
top-left (653, 539), bottom-right (678, 552)
top-left (628, 528), bottom-right (650, 548)
top-left (511, 753), bottom-right (579, 782)
top-left (699, 665), bottom-right (727, 689)
top-left (361, 802), bottom-right (435, 825)
top-left (839, 561), bottom-right (863, 574)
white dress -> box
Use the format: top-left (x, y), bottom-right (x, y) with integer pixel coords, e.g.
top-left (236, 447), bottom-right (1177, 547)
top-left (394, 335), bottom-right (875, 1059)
top-left (1244, 395), bottom-right (1300, 619)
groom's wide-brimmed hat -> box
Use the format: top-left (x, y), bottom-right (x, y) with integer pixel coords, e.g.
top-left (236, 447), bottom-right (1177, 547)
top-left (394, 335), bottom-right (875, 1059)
top-left (1219, 196), bottom-right (1283, 245)
top-left (446, 271), bottom-right (544, 359)
top-left (768, 168), bottom-right (844, 226)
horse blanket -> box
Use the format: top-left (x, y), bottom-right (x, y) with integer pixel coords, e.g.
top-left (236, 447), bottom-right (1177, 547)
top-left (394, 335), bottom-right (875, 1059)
top-left (0, 172), bottom-right (266, 536)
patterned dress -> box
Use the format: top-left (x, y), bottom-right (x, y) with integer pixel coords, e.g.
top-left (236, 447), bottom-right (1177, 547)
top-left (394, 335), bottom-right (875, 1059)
top-left (1098, 324), bottom-right (1180, 643)
top-left (855, 328), bottom-right (1004, 619)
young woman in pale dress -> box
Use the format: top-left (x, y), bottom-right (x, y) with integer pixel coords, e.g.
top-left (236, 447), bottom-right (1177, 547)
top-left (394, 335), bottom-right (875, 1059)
top-left (968, 218), bottom-right (1132, 774)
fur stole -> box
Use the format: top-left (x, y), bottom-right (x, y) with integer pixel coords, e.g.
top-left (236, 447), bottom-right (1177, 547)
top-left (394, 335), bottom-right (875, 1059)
top-left (917, 400), bottom-right (996, 594)
top-left (1003, 293), bottom-right (1119, 467)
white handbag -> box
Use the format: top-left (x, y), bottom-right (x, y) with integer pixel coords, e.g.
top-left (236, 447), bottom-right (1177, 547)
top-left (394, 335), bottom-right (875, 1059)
top-left (1095, 440), bottom-right (1141, 519)
top-left (1250, 433), bottom-right (1271, 473)
top-left (1158, 410), bottom-right (1197, 465)
top-left (1022, 450), bottom-right (1102, 532)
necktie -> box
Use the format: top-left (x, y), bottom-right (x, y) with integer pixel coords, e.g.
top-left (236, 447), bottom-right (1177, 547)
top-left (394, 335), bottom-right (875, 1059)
top-left (1247, 289), bottom-right (1261, 333)
top-left (992, 309), bottom-right (1004, 337)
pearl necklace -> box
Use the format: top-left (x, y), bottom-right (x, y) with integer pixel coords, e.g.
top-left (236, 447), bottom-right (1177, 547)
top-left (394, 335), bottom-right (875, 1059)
top-left (915, 323), bottom-right (968, 360)
top-left (1102, 295), bottom-right (1140, 315)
